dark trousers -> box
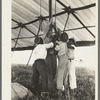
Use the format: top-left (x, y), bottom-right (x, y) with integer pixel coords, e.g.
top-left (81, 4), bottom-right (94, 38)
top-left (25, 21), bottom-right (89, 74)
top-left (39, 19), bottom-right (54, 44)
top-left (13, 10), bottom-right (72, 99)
top-left (46, 54), bottom-right (57, 92)
top-left (32, 59), bottom-right (48, 92)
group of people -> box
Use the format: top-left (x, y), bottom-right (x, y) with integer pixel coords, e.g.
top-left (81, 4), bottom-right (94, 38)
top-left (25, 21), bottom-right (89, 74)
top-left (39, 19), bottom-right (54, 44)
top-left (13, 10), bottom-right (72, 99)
top-left (29, 21), bottom-right (77, 99)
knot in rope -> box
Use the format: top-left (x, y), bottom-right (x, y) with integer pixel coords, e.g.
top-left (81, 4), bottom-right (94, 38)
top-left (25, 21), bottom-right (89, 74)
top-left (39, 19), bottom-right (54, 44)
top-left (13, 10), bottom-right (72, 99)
top-left (63, 6), bottom-right (75, 14)
top-left (18, 22), bottom-right (25, 28)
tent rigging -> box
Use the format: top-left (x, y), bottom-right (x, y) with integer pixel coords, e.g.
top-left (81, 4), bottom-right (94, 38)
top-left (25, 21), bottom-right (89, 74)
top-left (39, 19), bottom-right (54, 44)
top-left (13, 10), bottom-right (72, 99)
top-left (26, 0), bottom-right (46, 66)
top-left (12, 34), bottom-right (43, 40)
top-left (12, 39), bottom-right (23, 47)
top-left (63, 12), bottom-right (70, 32)
top-left (12, 25), bottom-right (95, 40)
top-left (56, 0), bottom-right (95, 38)
top-left (11, 0), bottom-right (96, 51)
top-left (12, 19), bottom-right (37, 36)
top-left (12, 3), bottom-right (95, 29)
top-left (64, 25), bottom-right (95, 32)
top-left (55, 0), bottom-right (57, 27)
top-left (11, 40), bottom-right (95, 51)
top-left (13, 26), bottom-right (22, 51)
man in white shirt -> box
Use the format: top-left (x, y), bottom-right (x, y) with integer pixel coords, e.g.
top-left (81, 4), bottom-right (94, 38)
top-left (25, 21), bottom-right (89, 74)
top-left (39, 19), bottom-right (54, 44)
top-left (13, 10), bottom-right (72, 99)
top-left (64, 38), bottom-right (77, 100)
top-left (31, 37), bottom-right (54, 94)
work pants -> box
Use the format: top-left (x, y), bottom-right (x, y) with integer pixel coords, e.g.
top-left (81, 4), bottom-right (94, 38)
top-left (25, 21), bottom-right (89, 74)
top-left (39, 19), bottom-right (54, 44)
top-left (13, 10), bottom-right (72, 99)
top-left (46, 54), bottom-right (57, 92)
top-left (64, 60), bottom-right (77, 89)
top-left (56, 54), bottom-right (68, 91)
top-left (32, 59), bottom-right (48, 92)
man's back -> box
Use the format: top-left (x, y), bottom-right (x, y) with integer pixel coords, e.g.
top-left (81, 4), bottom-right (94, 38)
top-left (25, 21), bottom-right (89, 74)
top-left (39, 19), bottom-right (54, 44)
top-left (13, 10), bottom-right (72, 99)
top-left (29, 42), bottom-right (54, 64)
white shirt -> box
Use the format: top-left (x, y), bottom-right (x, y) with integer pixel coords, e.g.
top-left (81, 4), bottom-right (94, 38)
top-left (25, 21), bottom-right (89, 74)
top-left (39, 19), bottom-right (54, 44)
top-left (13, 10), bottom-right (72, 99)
top-left (29, 42), bottom-right (54, 64)
top-left (67, 45), bottom-right (75, 60)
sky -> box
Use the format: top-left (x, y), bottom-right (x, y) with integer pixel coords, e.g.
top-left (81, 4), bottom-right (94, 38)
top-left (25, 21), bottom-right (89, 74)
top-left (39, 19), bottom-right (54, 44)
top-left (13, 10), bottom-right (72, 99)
top-left (11, 45), bottom-right (97, 70)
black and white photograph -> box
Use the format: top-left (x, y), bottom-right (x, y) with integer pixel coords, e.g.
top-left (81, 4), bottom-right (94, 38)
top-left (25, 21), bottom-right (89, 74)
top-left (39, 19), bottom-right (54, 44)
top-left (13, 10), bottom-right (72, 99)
top-left (10, 0), bottom-right (98, 100)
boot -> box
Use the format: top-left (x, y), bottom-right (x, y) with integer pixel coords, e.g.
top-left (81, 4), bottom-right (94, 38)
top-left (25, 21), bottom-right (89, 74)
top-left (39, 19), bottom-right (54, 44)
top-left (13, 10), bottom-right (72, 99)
top-left (70, 89), bottom-right (74, 100)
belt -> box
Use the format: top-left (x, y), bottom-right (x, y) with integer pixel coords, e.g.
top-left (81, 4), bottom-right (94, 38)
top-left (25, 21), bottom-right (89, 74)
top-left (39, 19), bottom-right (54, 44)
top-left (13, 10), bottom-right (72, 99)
top-left (68, 59), bottom-right (74, 62)
top-left (35, 59), bottom-right (44, 62)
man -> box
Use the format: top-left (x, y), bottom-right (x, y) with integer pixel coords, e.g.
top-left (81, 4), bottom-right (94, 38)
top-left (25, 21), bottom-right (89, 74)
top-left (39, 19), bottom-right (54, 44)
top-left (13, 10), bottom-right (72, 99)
top-left (30, 37), bottom-right (54, 95)
top-left (41, 20), bottom-right (59, 93)
top-left (64, 38), bottom-right (77, 100)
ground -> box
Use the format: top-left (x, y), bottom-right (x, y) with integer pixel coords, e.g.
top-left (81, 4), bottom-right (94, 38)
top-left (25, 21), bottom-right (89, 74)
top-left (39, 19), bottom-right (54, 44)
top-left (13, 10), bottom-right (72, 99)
top-left (11, 64), bottom-right (95, 100)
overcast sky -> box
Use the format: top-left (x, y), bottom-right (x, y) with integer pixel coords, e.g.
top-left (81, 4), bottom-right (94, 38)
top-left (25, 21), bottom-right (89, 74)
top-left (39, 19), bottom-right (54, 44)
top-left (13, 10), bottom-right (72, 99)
top-left (11, 45), bottom-right (97, 70)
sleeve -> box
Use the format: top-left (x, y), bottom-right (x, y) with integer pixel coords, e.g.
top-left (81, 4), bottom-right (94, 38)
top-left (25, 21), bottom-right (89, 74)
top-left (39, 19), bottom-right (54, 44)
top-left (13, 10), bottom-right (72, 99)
top-left (55, 45), bottom-right (60, 51)
top-left (71, 45), bottom-right (75, 49)
top-left (45, 42), bottom-right (54, 49)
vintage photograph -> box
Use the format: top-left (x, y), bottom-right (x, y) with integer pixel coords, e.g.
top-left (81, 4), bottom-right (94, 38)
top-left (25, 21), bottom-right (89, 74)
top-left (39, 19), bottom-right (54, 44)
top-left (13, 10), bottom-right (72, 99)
top-left (11, 0), bottom-right (97, 100)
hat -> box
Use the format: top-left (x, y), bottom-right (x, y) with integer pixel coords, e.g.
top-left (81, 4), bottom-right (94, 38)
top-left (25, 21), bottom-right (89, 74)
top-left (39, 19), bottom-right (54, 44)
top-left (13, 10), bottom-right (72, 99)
top-left (60, 32), bottom-right (68, 42)
top-left (34, 37), bottom-right (43, 44)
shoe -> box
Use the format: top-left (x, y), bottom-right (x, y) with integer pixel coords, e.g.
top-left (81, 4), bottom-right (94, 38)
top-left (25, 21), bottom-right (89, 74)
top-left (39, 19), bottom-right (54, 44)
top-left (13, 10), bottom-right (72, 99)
top-left (70, 89), bottom-right (75, 100)
top-left (54, 90), bottom-right (63, 99)
top-left (41, 92), bottom-right (50, 98)
top-left (29, 86), bottom-right (38, 96)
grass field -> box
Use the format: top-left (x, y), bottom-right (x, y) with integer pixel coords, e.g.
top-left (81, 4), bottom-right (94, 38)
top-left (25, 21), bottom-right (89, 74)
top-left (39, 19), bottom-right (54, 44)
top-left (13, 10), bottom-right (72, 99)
top-left (11, 64), bottom-right (95, 100)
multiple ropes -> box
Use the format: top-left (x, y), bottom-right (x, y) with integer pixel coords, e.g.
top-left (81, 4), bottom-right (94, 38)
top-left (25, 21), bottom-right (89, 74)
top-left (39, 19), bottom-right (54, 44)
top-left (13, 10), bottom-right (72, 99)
top-left (11, 1), bottom-right (96, 99)
top-left (12, 0), bottom-right (96, 51)
top-left (26, 0), bottom-right (44, 66)
top-left (12, 3), bottom-right (96, 29)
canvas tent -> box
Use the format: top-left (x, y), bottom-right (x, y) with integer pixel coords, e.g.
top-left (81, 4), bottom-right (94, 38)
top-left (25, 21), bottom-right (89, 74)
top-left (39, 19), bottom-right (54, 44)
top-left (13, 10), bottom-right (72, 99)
top-left (11, 0), bottom-right (96, 51)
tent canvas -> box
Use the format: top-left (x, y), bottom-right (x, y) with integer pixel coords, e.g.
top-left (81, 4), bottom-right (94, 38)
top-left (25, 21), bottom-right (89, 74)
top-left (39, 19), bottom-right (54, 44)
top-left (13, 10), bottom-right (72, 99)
top-left (11, 0), bottom-right (96, 51)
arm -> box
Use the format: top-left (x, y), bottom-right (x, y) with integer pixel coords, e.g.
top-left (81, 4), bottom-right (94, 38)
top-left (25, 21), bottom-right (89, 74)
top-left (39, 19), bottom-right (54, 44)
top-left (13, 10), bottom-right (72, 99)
top-left (55, 44), bottom-right (60, 51)
top-left (45, 42), bottom-right (54, 49)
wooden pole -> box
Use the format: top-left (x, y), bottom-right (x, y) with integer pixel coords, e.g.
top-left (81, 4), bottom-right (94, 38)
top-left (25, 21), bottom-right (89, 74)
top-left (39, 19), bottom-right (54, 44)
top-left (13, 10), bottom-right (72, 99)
top-left (45, 0), bottom-right (57, 92)
top-left (49, 0), bottom-right (52, 21)
top-left (49, 0), bottom-right (52, 32)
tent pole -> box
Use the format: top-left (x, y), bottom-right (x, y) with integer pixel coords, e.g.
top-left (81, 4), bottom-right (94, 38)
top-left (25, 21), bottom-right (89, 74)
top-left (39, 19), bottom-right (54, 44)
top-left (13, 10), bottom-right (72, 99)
top-left (49, 0), bottom-right (52, 32)
top-left (49, 0), bottom-right (52, 21)
top-left (45, 0), bottom-right (57, 92)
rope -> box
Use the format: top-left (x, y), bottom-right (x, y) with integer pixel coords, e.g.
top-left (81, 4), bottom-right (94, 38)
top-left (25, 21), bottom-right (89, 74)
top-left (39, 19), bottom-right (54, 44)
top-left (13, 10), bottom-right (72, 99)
top-left (40, 0), bottom-right (41, 16)
top-left (67, 19), bottom-right (69, 34)
top-left (13, 27), bottom-right (22, 51)
top-left (11, 26), bottom-right (22, 57)
top-left (26, 23), bottom-right (43, 67)
top-left (26, 23), bottom-right (42, 67)
top-left (63, 13), bottom-right (70, 32)
top-left (26, 0), bottom-right (43, 67)
top-left (39, 0), bottom-right (42, 28)
top-left (55, 0), bottom-right (57, 27)
top-left (12, 39), bottom-right (23, 47)
top-left (37, 18), bottom-right (43, 36)
top-left (12, 3), bottom-right (95, 27)
top-left (26, 49), bottom-right (34, 67)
